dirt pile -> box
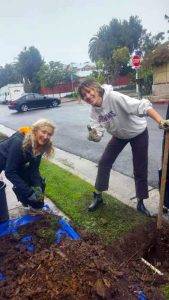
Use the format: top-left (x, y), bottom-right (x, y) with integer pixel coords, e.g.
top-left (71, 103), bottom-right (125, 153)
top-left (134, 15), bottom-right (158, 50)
top-left (0, 217), bottom-right (169, 299)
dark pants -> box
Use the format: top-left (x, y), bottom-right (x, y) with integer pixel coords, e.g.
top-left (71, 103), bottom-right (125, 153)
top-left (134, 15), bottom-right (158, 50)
top-left (159, 104), bottom-right (169, 208)
top-left (0, 157), bottom-right (6, 174)
top-left (13, 165), bottom-right (46, 206)
top-left (159, 169), bottom-right (169, 208)
top-left (95, 128), bottom-right (149, 199)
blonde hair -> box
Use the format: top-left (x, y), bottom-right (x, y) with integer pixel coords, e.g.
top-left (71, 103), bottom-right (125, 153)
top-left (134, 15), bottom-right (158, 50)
top-left (22, 119), bottom-right (55, 158)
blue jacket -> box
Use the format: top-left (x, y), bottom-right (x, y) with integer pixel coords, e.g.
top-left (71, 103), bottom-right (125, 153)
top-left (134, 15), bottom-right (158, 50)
top-left (0, 132), bottom-right (42, 198)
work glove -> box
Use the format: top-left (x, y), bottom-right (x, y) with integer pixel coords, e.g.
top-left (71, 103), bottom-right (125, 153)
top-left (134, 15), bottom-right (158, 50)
top-left (87, 125), bottom-right (102, 142)
top-left (27, 188), bottom-right (44, 209)
top-left (28, 192), bottom-right (39, 203)
top-left (27, 193), bottom-right (44, 209)
top-left (31, 186), bottom-right (44, 202)
top-left (159, 119), bottom-right (169, 130)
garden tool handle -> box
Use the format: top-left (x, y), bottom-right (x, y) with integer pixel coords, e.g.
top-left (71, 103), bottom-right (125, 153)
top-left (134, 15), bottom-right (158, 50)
top-left (157, 130), bottom-right (169, 229)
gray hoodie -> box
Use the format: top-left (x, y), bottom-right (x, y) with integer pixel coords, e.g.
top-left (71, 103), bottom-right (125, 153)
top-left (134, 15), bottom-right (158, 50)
top-left (89, 84), bottom-right (152, 139)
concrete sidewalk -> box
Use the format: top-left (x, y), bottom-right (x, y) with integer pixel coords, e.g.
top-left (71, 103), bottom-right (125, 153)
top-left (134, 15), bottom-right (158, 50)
top-left (0, 123), bottom-right (163, 220)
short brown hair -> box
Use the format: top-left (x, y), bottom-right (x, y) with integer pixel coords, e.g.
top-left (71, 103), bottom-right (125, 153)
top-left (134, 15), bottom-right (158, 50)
top-left (78, 80), bottom-right (104, 99)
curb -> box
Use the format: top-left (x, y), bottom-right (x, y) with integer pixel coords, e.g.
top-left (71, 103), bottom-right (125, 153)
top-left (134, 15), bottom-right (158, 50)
top-left (151, 100), bottom-right (169, 104)
top-left (0, 123), bottom-right (162, 218)
top-left (61, 98), bottom-right (79, 103)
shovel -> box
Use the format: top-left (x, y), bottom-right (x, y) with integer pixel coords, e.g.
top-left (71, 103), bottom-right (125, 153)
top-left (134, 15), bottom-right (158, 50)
top-left (157, 130), bottom-right (169, 229)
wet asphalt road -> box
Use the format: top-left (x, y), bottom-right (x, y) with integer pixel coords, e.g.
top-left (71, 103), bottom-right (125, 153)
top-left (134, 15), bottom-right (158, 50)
top-left (0, 101), bottom-right (168, 188)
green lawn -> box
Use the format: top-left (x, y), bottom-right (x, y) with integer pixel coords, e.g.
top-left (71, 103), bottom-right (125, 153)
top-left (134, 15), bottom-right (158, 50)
top-left (41, 159), bottom-right (150, 244)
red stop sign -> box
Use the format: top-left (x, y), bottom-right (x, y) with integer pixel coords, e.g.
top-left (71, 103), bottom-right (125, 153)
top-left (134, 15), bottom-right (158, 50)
top-left (132, 55), bottom-right (141, 68)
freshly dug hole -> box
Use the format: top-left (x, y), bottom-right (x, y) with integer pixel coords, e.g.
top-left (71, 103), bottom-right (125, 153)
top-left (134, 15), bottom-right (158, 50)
top-left (0, 218), bottom-right (169, 299)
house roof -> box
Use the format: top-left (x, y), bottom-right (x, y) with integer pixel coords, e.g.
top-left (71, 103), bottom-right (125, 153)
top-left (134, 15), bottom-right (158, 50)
top-left (142, 41), bottom-right (169, 68)
top-left (71, 62), bottom-right (95, 71)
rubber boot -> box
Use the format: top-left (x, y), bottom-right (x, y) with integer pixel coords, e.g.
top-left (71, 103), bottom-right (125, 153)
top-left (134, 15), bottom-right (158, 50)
top-left (88, 192), bottom-right (103, 212)
top-left (137, 199), bottom-right (150, 217)
top-left (163, 206), bottom-right (168, 214)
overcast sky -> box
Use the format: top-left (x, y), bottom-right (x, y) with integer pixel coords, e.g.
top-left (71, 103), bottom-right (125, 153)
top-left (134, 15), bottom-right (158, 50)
top-left (0, 0), bottom-right (168, 67)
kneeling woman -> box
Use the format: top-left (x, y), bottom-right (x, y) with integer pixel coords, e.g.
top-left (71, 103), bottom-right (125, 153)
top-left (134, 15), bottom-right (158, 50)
top-left (0, 119), bottom-right (55, 210)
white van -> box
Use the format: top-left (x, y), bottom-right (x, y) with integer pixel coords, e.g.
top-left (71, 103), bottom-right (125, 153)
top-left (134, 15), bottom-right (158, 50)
top-left (0, 84), bottom-right (24, 104)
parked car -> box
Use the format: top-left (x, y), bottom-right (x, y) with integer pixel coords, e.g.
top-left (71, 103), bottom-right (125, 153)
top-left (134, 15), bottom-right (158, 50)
top-left (8, 93), bottom-right (61, 112)
top-left (0, 98), bottom-right (8, 104)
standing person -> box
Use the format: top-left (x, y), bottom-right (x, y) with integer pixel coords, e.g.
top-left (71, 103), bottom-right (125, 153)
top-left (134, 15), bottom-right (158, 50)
top-left (0, 119), bottom-right (55, 212)
top-left (159, 103), bottom-right (169, 213)
top-left (78, 80), bottom-right (169, 216)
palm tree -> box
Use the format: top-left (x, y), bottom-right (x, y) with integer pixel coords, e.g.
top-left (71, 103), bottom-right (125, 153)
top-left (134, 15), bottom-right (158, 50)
top-left (88, 25), bottom-right (110, 62)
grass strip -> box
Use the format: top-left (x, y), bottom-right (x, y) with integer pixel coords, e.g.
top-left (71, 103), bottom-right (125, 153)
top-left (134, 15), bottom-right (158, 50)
top-left (41, 159), bottom-right (149, 244)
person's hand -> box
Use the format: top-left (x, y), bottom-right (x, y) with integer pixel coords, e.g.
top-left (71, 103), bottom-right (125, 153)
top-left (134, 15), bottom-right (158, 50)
top-left (28, 192), bottom-right (39, 203)
top-left (159, 119), bottom-right (169, 130)
top-left (87, 125), bottom-right (101, 142)
top-left (27, 192), bottom-right (44, 209)
top-left (31, 186), bottom-right (44, 202)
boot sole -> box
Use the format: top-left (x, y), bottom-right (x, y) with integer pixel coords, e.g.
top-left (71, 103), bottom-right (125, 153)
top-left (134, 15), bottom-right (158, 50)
top-left (88, 201), bottom-right (104, 212)
top-left (137, 208), bottom-right (151, 217)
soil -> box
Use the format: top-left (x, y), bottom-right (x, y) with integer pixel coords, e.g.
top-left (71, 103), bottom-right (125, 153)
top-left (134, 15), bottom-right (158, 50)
top-left (0, 215), bottom-right (169, 300)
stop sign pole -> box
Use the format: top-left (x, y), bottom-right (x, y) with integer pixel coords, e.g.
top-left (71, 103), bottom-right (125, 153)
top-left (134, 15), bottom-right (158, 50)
top-left (132, 55), bottom-right (141, 99)
top-left (132, 55), bottom-right (141, 69)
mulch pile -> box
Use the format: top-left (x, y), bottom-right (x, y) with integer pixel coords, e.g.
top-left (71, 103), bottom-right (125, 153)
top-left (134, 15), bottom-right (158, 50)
top-left (0, 215), bottom-right (169, 300)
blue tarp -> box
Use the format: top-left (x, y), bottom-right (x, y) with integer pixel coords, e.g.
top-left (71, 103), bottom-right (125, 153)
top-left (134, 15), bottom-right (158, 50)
top-left (0, 205), bottom-right (80, 240)
top-left (0, 214), bottom-right (80, 240)
top-left (0, 214), bottom-right (40, 237)
top-left (138, 291), bottom-right (147, 300)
